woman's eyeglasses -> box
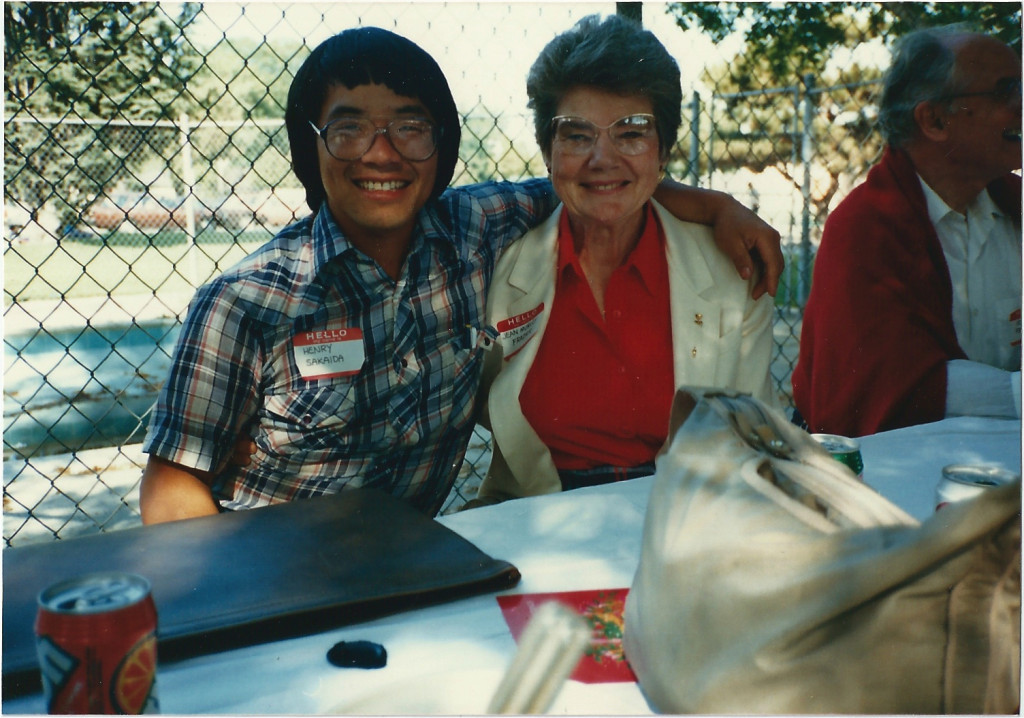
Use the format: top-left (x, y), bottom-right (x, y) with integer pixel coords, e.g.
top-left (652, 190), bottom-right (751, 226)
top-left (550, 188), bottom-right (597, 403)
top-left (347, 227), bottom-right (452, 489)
top-left (551, 114), bottom-right (658, 156)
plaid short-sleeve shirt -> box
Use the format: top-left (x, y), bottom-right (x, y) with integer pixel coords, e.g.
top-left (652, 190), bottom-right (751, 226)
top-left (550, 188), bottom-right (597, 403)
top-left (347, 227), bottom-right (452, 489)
top-left (143, 179), bottom-right (555, 515)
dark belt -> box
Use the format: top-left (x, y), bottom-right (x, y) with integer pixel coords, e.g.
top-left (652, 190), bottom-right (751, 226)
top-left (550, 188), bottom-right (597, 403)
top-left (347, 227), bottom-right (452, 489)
top-left (558, 462), bottom-right (656, 492)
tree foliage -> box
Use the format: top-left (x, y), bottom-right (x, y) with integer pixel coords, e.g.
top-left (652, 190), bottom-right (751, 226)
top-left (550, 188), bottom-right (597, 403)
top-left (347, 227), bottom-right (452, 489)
top-left (666, 2), bottom-right (1021, 241)
top-left (668, 2), bottom-right (1021, 86)
top-left (5, 2), bottom-right (203, 120)
top-left (3, 2), bottom-right (305, 228)
top-left (4, 3), bottom-right (205, 226)
top-left (188, 36), bottom-right (305, 121)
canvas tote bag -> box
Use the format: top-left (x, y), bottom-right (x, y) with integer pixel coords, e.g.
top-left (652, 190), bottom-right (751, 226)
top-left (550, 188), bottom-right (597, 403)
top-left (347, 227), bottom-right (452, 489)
top-left (624, 388), bottom-right (1021, 714)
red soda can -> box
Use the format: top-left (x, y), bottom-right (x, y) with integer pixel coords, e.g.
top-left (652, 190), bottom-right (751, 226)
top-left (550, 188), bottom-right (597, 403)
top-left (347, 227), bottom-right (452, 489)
top-left (34, 572), bottom-right (159, 714)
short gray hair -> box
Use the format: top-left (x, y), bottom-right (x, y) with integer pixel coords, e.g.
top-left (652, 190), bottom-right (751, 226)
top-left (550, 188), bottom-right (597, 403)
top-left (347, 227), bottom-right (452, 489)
top-left (526, 14), bottom-right (682, 160)
top-left (878, 24), bottom-right (976, 147)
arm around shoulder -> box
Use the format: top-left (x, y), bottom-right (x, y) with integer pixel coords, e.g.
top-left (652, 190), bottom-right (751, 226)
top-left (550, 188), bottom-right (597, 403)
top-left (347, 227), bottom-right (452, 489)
top-left (652, 178), bottom-right (782, 299)
top-left (140, 456), bottom-right (220, 524)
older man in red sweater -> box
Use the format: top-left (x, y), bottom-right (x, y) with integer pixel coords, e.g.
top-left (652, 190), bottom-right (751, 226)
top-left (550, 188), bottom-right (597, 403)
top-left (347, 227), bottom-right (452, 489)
top-left (792, 26), bottom-right (1021, 437)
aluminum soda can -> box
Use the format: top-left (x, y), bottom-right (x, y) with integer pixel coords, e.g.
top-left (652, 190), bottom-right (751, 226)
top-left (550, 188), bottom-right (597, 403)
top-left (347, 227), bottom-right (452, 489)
top-left (811, 433), bottom-right (864, 478)
top-left (935, 464), bottom-right (1019, 511)
top-left (34, 572), bottom-right (159, 714)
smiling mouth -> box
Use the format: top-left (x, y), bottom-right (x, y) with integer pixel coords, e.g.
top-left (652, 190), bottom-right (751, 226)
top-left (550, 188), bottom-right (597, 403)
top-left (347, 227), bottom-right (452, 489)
top-left (585, 181), bottom-right (627, 191)
top-left (355, 180), bottom-right (410, 191)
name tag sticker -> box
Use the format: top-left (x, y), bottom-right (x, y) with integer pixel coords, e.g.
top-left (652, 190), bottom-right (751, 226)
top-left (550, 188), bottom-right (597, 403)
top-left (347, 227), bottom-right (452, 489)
top-left (496, 303), bottom-right (544, 359)
top-left (293, 327), bottom-right (365, 380)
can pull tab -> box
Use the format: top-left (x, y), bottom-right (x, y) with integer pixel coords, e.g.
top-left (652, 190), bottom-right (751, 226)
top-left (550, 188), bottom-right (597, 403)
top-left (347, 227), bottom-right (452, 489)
top-left (56, 578), bottom-right (135, 611)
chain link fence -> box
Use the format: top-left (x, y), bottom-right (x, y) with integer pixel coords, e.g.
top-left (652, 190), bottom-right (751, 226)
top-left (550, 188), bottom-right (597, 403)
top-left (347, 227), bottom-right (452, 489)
top-left (6, 1), bottom-right (993, 545)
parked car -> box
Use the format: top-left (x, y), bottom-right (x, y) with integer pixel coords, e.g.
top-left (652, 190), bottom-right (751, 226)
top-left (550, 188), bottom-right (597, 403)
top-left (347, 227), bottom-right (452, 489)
top-left (196, 194), bottom-right (259, 231)
top-left (84, 188), bottom-right (308, 234)
top-left (85, 191), bottom-right (187, 231)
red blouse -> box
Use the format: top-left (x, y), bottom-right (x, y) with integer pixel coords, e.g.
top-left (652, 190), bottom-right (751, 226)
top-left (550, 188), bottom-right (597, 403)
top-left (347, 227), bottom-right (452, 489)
top-left (518, 205), bottom-right (675, 470)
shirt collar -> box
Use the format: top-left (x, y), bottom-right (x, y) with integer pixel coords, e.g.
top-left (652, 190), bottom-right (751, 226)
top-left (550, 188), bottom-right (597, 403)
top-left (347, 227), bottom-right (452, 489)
top-left (555, 203), bottom-right (665, 295)
top-left (918, 175), bottom-right (956, 226)
top-left (918, 174), bottom-right (1006, 225)
top-left (310, 205), bottom-right (354, 277)
top-left (310, 198), bottom-right (461, 279)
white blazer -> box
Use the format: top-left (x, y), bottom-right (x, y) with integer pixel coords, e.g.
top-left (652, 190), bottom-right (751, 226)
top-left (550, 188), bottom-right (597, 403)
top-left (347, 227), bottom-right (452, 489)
top-left (476, 200), bottom-right (776, 502)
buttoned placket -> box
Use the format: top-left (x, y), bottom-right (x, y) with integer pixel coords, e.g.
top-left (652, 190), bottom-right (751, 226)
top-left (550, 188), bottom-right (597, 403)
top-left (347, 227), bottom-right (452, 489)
top-left (388, 250), bottom-right (427, 445)
top-left (938, 209), bottom-right (975, 343)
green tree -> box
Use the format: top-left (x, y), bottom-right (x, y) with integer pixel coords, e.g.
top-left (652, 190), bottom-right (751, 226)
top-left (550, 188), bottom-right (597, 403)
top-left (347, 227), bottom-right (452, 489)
top-left (188, 36), bottom-right (305, 121)
top-left (4, 2), bottom-right (202, 227)
top-left (689, 52), bottom-right (884, 234)
top-left (668, 2), bottom-right (1020, 84)
top-left (666, 2), bottom-right (1020, 242)
top-left (5, 2), bottom-right (203, 120)
top-left (177, 35), bottom-right (306, 199)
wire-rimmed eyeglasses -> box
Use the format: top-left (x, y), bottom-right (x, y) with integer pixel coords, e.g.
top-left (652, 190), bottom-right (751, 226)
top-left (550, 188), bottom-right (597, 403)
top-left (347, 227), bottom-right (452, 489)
top-left (551, 114), bottom-right (658, 156)
top-left (941, 77), bottom-right (1022, 106)
top-left (309, 116), bottom-right (438, 162)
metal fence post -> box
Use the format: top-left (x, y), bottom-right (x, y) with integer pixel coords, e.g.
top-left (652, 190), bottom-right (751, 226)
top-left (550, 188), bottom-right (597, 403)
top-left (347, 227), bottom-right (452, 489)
top-left (707, 93), bottom-right (716, 188)
top-left (178, 112), bottom-right (199, 284)
top-left (799, 74), bottom-right (816, 307)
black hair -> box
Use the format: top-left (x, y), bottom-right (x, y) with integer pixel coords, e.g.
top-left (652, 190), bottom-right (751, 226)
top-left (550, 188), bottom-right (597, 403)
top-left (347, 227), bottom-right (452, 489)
top-left (285, 27), bottom-right (461, 211)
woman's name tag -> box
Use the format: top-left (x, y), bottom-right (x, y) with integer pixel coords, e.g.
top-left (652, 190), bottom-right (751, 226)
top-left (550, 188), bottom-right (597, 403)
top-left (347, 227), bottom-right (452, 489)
top-left (496, 304), bottom-right (544, 359)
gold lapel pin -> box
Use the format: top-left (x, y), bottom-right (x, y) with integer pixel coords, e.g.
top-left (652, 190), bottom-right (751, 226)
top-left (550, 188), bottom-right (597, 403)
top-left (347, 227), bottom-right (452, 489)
top-left (691, 347), bottom-right (698, 358)
top-left (694, 313), bottom-right (703, 326)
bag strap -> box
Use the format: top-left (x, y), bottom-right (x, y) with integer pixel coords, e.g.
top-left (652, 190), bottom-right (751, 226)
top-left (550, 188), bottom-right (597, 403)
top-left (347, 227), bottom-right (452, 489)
top-left (703, 390), bottom-right (917, 529)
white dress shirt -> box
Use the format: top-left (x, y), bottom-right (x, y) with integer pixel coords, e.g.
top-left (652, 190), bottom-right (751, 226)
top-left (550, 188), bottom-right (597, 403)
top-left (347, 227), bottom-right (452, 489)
top-left (919, 177), bottom-right (1021, 418)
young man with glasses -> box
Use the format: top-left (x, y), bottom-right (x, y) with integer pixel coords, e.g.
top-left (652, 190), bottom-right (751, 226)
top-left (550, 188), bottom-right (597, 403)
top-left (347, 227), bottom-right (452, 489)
top-left (140, 26), bottom-right (783, 523)
top-left (793, 26), bottom-right (1022, 437)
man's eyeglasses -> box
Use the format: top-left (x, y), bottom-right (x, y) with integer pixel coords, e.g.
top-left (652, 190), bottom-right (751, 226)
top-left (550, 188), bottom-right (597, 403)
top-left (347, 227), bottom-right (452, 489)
top-left (309, 117), bottom-right (438, 162)
top-left (551, 114), bottom-right (658, 156)
top-left (942, 77), bottom-right (1022, 106)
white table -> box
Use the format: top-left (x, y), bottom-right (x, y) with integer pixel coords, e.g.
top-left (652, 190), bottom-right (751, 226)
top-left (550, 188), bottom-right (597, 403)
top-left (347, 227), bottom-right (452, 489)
top-left (4, 417), bottom-right (1019, 714)
top-left (858, 416), bottom-right (1021, 520)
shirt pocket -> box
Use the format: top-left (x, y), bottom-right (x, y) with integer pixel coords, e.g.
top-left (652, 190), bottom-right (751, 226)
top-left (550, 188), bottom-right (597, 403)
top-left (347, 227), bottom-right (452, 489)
top-left (416, 328), bottom-right (488, 430)
top-left (263, 379), bottom-right (359, 439)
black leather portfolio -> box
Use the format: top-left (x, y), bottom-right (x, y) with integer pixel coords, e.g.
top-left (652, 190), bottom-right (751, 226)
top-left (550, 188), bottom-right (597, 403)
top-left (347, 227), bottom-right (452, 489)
top-left (2, 488), bottom-right (520, 697)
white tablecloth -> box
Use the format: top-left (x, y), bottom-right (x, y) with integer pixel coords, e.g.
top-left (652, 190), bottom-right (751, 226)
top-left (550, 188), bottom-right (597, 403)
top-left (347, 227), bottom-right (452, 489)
top-left (5, 417), bottom-right (1019, 714)
top-left (858, 416), bottom-right (1021, 520)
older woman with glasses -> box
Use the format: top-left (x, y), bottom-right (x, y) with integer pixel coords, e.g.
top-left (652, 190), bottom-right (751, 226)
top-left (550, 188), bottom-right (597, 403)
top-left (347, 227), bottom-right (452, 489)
top-left (469, 15), bottom-right (777, 504)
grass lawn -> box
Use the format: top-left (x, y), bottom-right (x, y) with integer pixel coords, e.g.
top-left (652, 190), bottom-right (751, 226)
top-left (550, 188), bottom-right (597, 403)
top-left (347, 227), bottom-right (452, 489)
top-left (5, 227), bottom-right (272, 306)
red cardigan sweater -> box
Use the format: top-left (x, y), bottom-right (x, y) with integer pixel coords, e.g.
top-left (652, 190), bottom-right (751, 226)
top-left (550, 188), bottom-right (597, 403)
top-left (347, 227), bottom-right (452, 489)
top-left (791, 147), bottom-right (1021, 437)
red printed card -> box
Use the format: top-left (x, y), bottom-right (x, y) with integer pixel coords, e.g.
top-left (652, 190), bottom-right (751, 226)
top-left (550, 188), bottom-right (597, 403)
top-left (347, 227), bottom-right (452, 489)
top-left (496, 588), bottom-right (637, 684)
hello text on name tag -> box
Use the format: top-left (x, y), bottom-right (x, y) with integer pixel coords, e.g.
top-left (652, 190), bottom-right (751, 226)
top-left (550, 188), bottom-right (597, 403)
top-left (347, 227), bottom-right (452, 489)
top-left (496, 304), bottom-right (544, 359)
top-left (293, 326), bottom-right (365, 380)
